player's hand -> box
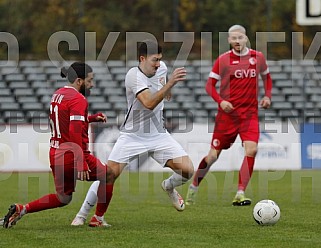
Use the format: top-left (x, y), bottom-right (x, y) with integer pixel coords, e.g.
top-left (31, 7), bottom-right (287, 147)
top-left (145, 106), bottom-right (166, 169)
top-left (95, 113), bottom-right (107, 122)
top-left (88, 113), bottom-right (107, 123)
top-left (78, 170), bottom-right (90, 181)
top-left (220, 100), bottom-right (234, 113)
top-left (168, 67), bottom-right (187, 85)
top-left (260, 96), bottom-right (271, 109)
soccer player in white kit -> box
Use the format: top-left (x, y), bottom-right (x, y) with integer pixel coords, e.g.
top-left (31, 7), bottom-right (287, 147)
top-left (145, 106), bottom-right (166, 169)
top-left (71, 40), bottom-right (194, 226)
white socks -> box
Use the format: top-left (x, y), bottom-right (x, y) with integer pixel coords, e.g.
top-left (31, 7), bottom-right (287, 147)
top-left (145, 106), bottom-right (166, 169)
top-left (189, 184), bottom-right (198, 191)
top-left (77, 181), bottom-right (100, 219)
top-left (237, 190), bottom-right (245, 195)
top-left (163, 173), bottom-right (189, 191)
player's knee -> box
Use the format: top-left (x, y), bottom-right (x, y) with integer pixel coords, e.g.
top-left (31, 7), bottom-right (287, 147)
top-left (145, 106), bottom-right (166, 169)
top-left (106, 168), bottom-right (116, 184)
top-left (207, 149), bottom-right (219, 165)
top-left (246, 147), bottom-right (258, 157)
top-left (184, 159), bottom-right (194, 180)
top-left (57, 193), bottom-right (72, 205)
top-left (207, 154), bottom-right (217, 165)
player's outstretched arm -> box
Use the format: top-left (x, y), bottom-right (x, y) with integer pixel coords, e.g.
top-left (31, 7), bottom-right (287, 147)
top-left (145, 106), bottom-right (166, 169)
top-left (137, 67), bottom-right (186, 110)
top-left (88, 113), bottom-right (107, 123)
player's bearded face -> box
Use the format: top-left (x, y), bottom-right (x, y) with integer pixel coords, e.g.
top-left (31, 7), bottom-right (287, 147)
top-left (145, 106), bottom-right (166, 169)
top-left (79, 72), bottom-right (94, 97)
top-left (79, 82), bottom-right (89, 96)
top-left (228, 31), bottom-right (248, 53)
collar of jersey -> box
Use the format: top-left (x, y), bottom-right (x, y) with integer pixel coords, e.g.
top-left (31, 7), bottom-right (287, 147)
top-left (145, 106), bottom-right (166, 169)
top-left (64, 85), bottom-right (79, 92)
top-left (232, 47), bottom-right (249, 56)
top-left (138, 66), bottom-right (154, 78)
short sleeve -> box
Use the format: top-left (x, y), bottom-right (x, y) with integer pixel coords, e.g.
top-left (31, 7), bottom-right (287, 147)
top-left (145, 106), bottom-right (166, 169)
top-left (125, 68), bottom-right (149, 96)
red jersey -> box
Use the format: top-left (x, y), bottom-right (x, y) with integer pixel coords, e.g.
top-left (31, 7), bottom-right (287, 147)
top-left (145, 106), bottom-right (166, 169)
top-left (207, 48), bottom-right (272, 114)
top-left (49, 86), bottom-right (89, 171)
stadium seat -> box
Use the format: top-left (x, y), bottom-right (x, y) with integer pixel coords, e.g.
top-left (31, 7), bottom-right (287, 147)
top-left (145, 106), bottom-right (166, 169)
top-left (0, 96), bottom-right (15, 103)
top-left (87, 96), bottom-right (106, 103)
top-left (14, 88), bottom-right (34, 96)
top-left (22, 102), bottom-right (44, 111)
top-left (181, 101), bottom-right (202, 110)
top-left (1, 102), bottom-right (20, 111)
top-left (103, 87), bottom-right (123, 96)
top-left (5, 74), bottom-right (25, 81)
top-left (0, 88), bottom-right (11, 96)
top-left (8, 81), bottom-right (29, 88)
top-left (17, 96), bottom-right (39, 103)
top-left (164, 101), bottom-right (180, 110)
top-left (27, 74), bottom-right (47, 81)
top-left (272, 102), bottom-right (292, 109)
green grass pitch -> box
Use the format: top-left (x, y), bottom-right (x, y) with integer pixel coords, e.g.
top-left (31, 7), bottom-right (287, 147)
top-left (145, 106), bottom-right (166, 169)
top-left (0, 170), bottom-right (321, 248)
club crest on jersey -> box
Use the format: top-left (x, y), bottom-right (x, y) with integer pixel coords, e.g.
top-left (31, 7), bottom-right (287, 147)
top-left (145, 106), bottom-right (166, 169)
top-left (159, 77), bottom-right (165, 86)
top-left (249, 57), bottom-right (257, 65)
top-left (212, 139), bottom-right (220, 147)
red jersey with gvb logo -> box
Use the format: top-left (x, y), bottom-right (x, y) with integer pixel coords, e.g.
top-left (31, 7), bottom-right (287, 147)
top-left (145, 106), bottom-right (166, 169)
top-left (210, 49), bottom-right (269, 115)
top-left (208, 49), bottom-right (271, 149)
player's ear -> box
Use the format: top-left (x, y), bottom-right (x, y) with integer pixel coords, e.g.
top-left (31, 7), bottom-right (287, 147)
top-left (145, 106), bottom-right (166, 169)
top-left (139, 55), bottom-right (146, 62)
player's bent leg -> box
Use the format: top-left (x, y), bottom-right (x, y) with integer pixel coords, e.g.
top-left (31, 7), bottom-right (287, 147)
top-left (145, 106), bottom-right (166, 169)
top-left (87, 162), bottom-right (119, 227)
top-left (186, 149), bottom-right (220, 205)
top-left (162, 156), bottom-right (194, 211)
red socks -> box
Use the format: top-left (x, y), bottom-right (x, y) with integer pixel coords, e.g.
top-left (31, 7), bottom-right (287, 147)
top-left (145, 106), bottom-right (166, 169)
top-left (25, 194), bottom-right (66, 213)
top-left (192, 157), bottom-right (211, 187)
top-left (238, 156), bottom-right (255, 191)
top-left (95, 183), bottom-right (114, 217)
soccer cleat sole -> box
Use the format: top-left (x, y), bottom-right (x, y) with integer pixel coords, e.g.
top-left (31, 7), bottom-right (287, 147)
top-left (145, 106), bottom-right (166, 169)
top-left (3, 204), bottom-right (19, 228)
top-left (232, 200), bottom-right (252, 206)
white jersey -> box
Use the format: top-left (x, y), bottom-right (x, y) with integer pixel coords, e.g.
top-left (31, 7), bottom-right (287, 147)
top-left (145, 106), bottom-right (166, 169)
top-left (120, 61), bottom-right (167, 136)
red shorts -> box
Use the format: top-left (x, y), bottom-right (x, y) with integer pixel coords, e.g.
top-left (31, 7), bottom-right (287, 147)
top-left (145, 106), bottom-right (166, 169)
top-left (49, 149), bottom-right (108, 196)
top-left (211, 110), bottom-right (259, 150)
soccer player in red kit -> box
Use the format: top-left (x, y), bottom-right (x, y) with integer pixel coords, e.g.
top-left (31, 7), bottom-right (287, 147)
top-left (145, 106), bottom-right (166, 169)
top-left (186, 25), bottom-right (272, 206)
top-left (3, 62), bottom-right (115, 228)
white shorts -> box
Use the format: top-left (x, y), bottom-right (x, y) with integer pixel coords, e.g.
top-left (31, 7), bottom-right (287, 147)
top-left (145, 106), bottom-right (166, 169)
top-left (108, 131), bottom-right (187, 166)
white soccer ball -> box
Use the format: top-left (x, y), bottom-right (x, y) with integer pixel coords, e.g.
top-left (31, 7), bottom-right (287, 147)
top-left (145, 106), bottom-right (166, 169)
top-left (253, 199), bottom-right (280, 225)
